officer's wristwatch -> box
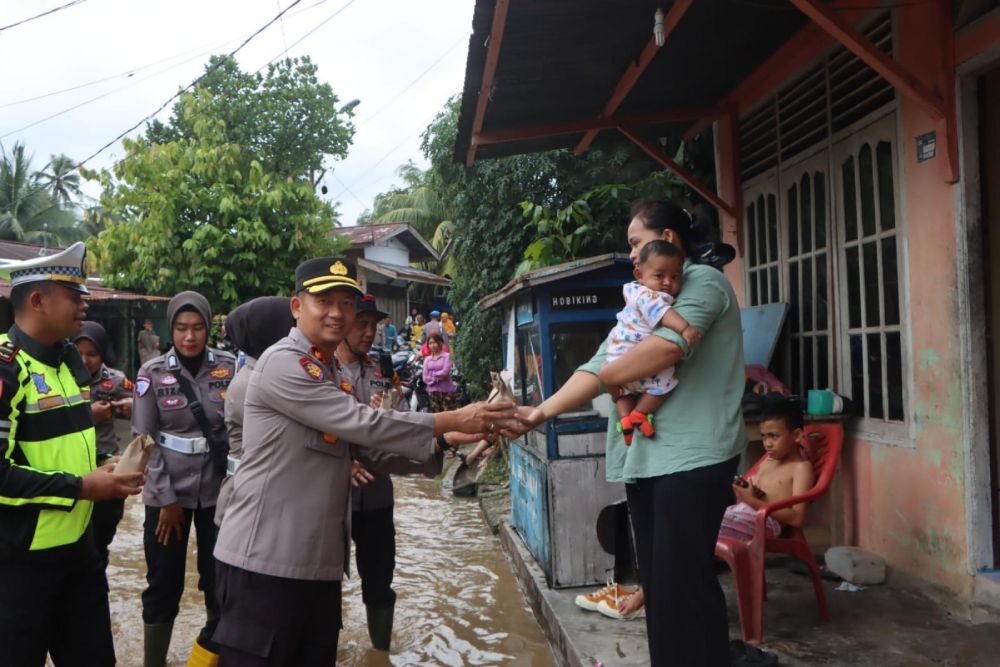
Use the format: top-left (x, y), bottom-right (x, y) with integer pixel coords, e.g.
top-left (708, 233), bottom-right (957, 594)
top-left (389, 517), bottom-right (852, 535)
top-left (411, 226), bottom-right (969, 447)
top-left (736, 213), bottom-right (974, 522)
top-left (436, 434), bottom-right (451, 453)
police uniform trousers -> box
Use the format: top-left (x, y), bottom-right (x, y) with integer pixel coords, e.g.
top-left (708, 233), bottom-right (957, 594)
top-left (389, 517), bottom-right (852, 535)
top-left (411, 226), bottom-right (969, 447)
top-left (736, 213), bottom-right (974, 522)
top-left (91, 497), bottom-right (125, 569)
top-left (0, 531), bottom-right (115, 667)
top-left (142, 505), bottom-right (220, 648)
top-left (214, 561), bottom-right (342, 667)
top-left (351, 506), bottom-right (397, 608)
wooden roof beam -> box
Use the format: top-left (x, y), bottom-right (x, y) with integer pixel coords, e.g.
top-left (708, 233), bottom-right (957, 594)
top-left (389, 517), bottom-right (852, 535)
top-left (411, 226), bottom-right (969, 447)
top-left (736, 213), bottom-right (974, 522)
top-left (618, 124), bottom-right (738, 220)
top-left (574, 0), bottom-right (693, 156)
top-left (789, 0), bottom-right (946, 122)
top-left (466, 0), bottom-right (511, 166)
top-left (472, 107), bottom-right (721, 147)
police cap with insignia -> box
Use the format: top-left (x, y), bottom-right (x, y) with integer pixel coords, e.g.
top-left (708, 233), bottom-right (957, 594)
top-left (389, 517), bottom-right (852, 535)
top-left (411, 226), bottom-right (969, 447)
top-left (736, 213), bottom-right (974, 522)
top-left (294, 257), bottom-right (363, 296)
top-left (0, 241), bottom-right (90, 294)
top-left (356, 294), bottom-right (389, 321)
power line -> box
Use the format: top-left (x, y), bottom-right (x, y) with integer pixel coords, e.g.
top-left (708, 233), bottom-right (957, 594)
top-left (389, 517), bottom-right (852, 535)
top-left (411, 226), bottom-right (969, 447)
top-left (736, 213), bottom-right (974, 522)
top-left (0, 40), bottom-right (236, 139)
top-left (0, 38), bottom-right (235, 110)
top-left (0, 0), bottom-right (89, 34)
top-left (256, 0), bottom-right (357, 72)
top-left (356, 34), bottom-right (466, 127)
top-left (77, 0), bottom-right (306, 167)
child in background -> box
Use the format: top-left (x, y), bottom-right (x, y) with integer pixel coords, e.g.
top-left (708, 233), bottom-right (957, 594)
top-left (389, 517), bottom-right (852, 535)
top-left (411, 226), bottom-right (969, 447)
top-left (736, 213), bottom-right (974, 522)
top-left (722, 400), bottom-right (815, 541)
top-left (603, 240), bottom-right (700, 444)
top-left (74, 321), bottom-right (134, 568)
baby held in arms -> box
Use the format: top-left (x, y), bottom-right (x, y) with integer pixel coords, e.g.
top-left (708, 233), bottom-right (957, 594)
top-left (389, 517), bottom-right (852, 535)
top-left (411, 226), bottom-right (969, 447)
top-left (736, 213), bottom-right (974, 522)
top-left (603, 240), bottom-right (700, 445)
top-left (722, 401), bottom-right (815, 541)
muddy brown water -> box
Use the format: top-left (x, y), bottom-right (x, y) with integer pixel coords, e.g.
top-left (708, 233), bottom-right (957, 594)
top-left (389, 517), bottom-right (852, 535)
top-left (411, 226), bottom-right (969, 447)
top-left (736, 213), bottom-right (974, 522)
top-left (104, 475), bottom-right (556, 666)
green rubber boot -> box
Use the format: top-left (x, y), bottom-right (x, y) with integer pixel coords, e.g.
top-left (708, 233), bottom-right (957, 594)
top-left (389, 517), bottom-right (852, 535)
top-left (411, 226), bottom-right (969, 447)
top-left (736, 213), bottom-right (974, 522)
top-left (143, 621), bottom-right (174, 667)
top-left (365, 604), bottom-right (395, 651)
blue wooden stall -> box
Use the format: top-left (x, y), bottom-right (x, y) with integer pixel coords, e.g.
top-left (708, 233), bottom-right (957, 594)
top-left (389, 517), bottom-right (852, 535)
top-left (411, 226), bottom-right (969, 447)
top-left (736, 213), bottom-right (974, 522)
top-left (480, 254), bottom-right (634, 588)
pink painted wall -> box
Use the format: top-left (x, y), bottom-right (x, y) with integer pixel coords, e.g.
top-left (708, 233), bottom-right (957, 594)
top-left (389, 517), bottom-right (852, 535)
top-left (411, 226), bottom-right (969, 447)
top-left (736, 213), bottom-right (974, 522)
top-left (724, 5), bottom-right (994, 597)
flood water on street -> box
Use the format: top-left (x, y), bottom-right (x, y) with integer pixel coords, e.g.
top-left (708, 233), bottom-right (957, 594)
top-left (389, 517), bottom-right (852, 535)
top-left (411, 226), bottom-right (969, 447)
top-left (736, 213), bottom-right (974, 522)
top-left (105, 474), bottom-right (556, 666)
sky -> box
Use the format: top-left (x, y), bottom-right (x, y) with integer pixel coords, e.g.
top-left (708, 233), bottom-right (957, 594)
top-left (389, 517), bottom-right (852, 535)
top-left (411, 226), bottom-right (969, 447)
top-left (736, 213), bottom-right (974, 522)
top-left (0, 0), bottom-right (475, 226)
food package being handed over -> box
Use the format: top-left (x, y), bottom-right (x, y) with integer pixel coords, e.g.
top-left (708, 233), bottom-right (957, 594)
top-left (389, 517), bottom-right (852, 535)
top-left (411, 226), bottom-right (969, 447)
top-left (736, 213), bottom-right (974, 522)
top-left (116, 434), bottom-right (154, 475)
top-left (382, 386), bottom-right (403, 411)
top-left (488, 370), bottom-right (516, 404)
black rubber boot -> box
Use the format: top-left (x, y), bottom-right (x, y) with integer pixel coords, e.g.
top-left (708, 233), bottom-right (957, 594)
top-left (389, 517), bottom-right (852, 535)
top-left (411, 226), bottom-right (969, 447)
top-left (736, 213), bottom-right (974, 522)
top-left (366, 604), bottom-right (395, 651)
top-left (143, 621), bottom-right (174, 667)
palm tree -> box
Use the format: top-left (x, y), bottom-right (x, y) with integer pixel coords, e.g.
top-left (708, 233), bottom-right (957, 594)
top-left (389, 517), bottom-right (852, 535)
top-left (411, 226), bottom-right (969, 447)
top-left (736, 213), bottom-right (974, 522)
top-left (36, 154), bottom-right (82, 209)
top-left (0, 143), bottom-right (79, 245)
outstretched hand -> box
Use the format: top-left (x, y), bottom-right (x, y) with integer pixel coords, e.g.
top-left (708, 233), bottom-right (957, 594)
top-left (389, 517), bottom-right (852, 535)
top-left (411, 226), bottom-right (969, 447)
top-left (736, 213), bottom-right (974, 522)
top-left (452, 400), bottom-right (517, 436)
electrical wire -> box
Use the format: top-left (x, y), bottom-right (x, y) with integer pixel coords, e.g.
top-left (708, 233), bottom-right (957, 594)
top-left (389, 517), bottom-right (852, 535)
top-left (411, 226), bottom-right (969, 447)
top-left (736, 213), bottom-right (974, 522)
top-left (0, 0), bottom-right (89, 34)
top-left (356, 34), bottom-right (466, 127)
top-left (76, 0), bottom-right (306, 167)
top-left (255, 0), bottom-right (357, 72)
top-left (0, 39), bottom-right (236, 140)
top-left (0, 38), bottom-right (235, 110)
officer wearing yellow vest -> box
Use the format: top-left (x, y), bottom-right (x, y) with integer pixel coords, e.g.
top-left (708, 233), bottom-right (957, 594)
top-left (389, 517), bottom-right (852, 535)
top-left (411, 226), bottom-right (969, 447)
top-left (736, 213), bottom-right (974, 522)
top-left (0, 242), bottom-right (145, 666)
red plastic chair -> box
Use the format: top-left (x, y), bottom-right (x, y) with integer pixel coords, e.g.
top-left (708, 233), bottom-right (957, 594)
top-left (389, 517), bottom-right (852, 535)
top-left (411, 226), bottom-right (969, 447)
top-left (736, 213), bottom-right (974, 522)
top-left (715, 423), bottom-right (844, 644)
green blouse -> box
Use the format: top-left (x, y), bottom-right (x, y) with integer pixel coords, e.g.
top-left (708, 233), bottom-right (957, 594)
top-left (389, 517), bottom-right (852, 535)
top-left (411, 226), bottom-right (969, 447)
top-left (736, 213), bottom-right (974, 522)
top-left (578, 261), bottom-right (746, 482)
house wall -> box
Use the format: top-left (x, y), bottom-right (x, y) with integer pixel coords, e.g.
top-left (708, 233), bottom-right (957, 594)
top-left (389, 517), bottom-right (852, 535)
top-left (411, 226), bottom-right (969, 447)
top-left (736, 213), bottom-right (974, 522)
top-left (364, 237), bottom-right (410, 266)
top-left (722, 6), bottom-right (1000, 598)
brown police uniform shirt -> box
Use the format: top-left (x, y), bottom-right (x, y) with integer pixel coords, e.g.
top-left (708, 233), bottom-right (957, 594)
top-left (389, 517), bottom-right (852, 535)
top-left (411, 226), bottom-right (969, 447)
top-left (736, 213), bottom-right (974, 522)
top-left (338, 356), bottom-right (442, 513)
top-left (132, 347), bottom-right (236, 509)
top-left (214, 327), bottom-right (436, 581)
top-left (88, 364), bottom-right (134, 460)
top-left (214, 358), bottom-right (254, 526)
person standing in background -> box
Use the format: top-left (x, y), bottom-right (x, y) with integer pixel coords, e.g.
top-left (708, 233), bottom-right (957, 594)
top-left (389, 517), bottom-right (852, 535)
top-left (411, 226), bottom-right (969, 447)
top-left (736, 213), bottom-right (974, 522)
top-left (75, 320), bottom-right (135, 568)
top-left (138, 319), bottom-right (161, 365)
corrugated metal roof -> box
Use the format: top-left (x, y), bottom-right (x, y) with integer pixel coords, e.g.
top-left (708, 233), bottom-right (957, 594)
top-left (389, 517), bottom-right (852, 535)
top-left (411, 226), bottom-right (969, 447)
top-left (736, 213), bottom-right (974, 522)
top-left (358, 258), bottom-right (452, 287)
top-left (0, 279), bottom-right (171, 302)
top-left (455, 0), bottom-right (809, 162)
top-left (0, 240), bottom-right (169, 301)
top-left (332, 223), bottom-right (439, 262)
top-left (478, 253), bottom-right (630, 310)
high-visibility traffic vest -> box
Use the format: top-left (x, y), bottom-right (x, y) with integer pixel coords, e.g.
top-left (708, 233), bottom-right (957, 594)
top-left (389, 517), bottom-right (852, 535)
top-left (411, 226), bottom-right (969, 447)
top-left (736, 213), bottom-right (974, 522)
top-left (0, 334), bottom-right (96, 551)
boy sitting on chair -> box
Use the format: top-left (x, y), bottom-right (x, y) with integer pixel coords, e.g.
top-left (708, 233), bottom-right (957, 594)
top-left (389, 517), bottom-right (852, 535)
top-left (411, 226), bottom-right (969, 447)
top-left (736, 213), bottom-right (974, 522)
top-left (722, 400), bottom-right (815, 541)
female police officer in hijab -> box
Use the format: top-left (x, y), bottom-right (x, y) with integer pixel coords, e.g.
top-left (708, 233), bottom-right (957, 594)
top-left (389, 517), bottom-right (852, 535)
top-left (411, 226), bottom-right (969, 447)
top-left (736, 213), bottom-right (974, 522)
top-left (132, 291), bottom-right (236, 667)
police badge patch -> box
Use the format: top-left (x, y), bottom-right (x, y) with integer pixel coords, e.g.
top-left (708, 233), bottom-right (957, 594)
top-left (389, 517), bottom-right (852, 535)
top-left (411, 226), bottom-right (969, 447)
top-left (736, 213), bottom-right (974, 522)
top-left (299, 357), bottom-right (325, 382)
top-left (136, 377), bottom-right (151, 397)
top-left (30, 373), bottom-right (51, 395)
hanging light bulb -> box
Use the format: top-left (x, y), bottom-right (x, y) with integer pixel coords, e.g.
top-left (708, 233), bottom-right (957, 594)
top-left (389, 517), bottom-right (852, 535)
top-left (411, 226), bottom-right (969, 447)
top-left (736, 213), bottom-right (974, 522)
top-left (654, 8), bottom-right (665, 46)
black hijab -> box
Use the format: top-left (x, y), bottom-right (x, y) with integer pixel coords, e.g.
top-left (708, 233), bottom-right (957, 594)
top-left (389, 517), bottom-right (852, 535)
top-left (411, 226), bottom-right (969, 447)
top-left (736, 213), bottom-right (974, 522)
top-left (225, 296), bottom-right (294, 360)
top-left (74, 320), bottom-right (112, 365)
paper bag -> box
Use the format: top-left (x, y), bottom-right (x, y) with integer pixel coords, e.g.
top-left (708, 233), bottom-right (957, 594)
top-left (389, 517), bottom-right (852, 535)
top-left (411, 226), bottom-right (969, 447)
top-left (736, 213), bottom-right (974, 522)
top-left (382, 387), bottom-right (403, 411)
top-left (488, 370), bottom-right (516, 404)
top-left (116, 434), bottom-right (154, 475)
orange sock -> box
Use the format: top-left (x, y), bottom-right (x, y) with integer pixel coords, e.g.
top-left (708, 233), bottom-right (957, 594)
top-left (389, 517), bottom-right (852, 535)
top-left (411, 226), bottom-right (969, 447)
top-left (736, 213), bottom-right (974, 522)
top-left (617, 417), bottom-right (635, 446)
top-left (629, 410), bottom-right (655, 437)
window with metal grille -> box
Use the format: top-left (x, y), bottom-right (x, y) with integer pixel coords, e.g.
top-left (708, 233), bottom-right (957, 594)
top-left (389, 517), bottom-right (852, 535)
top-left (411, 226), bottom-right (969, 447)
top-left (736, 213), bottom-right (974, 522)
top-left (786, 166), bottom-right (832, 395)
top-left (746, 190), bottom-right (781, 306)
top-left (838, 138), bottom-right (904, 422)
top-left (739, 13), bottom-right (908, 434)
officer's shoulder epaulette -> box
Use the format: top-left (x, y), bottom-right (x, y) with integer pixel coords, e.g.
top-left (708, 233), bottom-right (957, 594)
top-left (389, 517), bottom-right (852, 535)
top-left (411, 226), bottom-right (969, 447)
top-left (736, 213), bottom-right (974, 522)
top-left (0, 340), bottom-right (20, 364)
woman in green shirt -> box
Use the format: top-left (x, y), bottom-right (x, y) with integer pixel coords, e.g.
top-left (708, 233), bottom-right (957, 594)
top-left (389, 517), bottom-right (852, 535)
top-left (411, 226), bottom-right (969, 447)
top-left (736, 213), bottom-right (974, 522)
top-left (516, 200), bottom-right (746, 667)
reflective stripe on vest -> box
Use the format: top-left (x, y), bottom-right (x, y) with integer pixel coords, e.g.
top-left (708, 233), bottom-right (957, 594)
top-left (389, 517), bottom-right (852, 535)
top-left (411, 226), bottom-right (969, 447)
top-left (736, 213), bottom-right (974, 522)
top-left (0, 334), bottom-right (96, 550)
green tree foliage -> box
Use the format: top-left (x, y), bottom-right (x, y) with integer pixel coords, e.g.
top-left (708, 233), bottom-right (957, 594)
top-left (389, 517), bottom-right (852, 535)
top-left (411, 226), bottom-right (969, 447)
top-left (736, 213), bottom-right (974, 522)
top-left (91, 93), bottom-right (346, 311)
top-left (147, 55), bottom-right (354, 180)
top-left (0, 143), bottom-right (81, 246)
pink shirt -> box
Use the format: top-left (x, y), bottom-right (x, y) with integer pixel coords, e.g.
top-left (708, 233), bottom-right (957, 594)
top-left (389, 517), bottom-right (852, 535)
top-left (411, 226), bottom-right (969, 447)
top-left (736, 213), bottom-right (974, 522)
top-left (422, 352), bottom-right (456, 393)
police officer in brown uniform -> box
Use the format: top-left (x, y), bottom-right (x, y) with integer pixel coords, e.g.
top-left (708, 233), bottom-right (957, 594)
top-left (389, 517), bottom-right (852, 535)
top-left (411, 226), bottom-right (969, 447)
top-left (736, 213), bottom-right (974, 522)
top-left (213, 257), bottom-right (514, 666)
top-left (132, 291), bottom-right (236, 667)
top-left (74, 320), bottom-right (135, 568)
top-left (338, 294), bottom-right (474, 652)
top-left (213, 296), bottom-right (294, 528)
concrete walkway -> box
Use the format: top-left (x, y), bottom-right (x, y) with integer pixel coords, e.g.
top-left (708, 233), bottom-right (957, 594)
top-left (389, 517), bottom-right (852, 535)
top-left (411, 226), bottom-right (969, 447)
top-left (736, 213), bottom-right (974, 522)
top-left (497, 521), bottom-right (1000, 667)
